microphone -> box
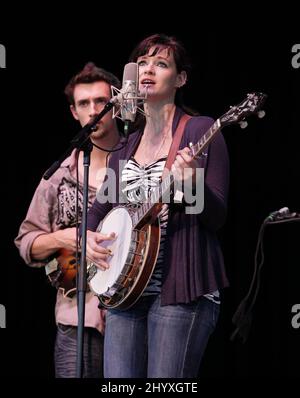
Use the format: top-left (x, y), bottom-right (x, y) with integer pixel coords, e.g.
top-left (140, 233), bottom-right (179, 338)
top-left (267, 206), bottom-right (291, 221)
top-left (120, 62), bottom-right (139, 123)
top-left (110, 63), bottom-right (146, 136)
top-left (110, 62), bottom-right (139, 123)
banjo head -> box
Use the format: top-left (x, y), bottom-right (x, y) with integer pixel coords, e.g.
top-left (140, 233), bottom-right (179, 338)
top-left (89, 207), bottom-right (133, 295)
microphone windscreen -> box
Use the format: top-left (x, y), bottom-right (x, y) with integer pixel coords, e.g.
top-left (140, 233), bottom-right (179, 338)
top-left (120, 63), bottom-right (138, 123)
top-left (122, 62), bottom-right (138, 83)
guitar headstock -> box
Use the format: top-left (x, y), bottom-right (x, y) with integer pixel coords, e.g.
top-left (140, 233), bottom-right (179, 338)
top-left (220, 92), bottom-right (267, 128)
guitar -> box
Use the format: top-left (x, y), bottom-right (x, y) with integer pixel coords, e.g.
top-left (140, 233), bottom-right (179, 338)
top-left (45, 249), bottom-right (80, 298)
top-left (46, 248), bottom-right (96, 298)
top-left (73, 93), bottom-right (267, 308)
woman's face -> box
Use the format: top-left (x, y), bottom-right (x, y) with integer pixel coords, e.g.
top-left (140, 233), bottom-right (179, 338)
top-left (137, 46), bottom-right (186, 103)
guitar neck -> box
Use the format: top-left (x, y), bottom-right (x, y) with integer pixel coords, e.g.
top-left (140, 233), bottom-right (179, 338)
top-left (131, 119), bottom-right (222, 227)
top-left (189, 119), bottom-right (221, 158)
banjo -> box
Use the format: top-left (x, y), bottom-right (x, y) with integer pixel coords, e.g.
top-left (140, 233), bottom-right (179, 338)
top-left (87, 93), bottom-right (267, 309)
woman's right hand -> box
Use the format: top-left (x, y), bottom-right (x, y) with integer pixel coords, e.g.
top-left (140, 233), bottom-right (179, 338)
top-left (86, 230), bottom-right (116, 270)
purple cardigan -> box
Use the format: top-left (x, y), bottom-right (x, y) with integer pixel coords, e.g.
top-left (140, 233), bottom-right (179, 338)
top-left (87, 107), bottom-right (230, 305)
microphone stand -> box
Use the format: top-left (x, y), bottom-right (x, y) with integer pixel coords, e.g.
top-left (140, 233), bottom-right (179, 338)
top-left (75, 137), bottom-right (92, 378)
top-left (43, 101), bottom-right (114, 378)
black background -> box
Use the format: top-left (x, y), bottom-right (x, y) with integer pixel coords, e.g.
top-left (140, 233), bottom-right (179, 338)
top-left (0, 10), bottom-right (299, 381)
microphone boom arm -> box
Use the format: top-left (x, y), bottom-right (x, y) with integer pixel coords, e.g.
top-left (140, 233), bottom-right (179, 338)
top-left (43, 101), bottom-right (114, 180)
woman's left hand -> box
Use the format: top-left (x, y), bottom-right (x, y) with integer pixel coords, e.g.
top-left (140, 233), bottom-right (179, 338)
top-left (171, 147), bottom-right (198, 184)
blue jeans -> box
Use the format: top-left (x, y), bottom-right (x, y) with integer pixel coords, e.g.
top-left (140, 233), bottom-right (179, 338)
top-left (104, 295), bottom-right (219, 378)
top-left (54, 324), bottom-right (103, 378)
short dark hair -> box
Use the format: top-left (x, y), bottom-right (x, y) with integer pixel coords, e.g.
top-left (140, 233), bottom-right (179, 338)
top-left (129, 33), bottom-right (191, 75)
top-left (64, 62), bottom-right (121, 105)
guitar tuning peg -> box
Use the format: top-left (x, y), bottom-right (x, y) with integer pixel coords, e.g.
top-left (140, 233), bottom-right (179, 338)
top-left (257, 110), bottom-right (266, 119)
top-left (239, 120), bottom-right (248, 129)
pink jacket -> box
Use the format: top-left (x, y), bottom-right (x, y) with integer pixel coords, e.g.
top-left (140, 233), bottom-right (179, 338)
top-left (15, 150), bottom-right (105, 334)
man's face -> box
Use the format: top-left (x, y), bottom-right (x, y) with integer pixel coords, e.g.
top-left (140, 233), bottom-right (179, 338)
top-left (71, 81), bottom-right (115, 139)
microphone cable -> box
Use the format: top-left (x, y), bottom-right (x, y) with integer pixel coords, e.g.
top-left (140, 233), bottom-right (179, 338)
top-left (230, 208), bottom-right (300, 343)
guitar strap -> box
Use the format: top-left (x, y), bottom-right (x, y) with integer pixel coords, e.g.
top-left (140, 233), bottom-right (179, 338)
top-left (162, 113), bottom-right (192, 179)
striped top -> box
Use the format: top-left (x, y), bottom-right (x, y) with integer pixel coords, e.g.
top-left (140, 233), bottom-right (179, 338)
top-left (122, 156), bottom-right (167, 294)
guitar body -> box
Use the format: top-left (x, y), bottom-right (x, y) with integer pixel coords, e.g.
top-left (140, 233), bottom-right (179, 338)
top-left (88, 206), bottom-right (161, 309)
top-left (46, 248), bottom-right (78, 298)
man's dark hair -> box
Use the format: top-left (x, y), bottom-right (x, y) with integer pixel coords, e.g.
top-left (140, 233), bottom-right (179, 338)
top-left (64, 62), bottom-right (121, 105)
